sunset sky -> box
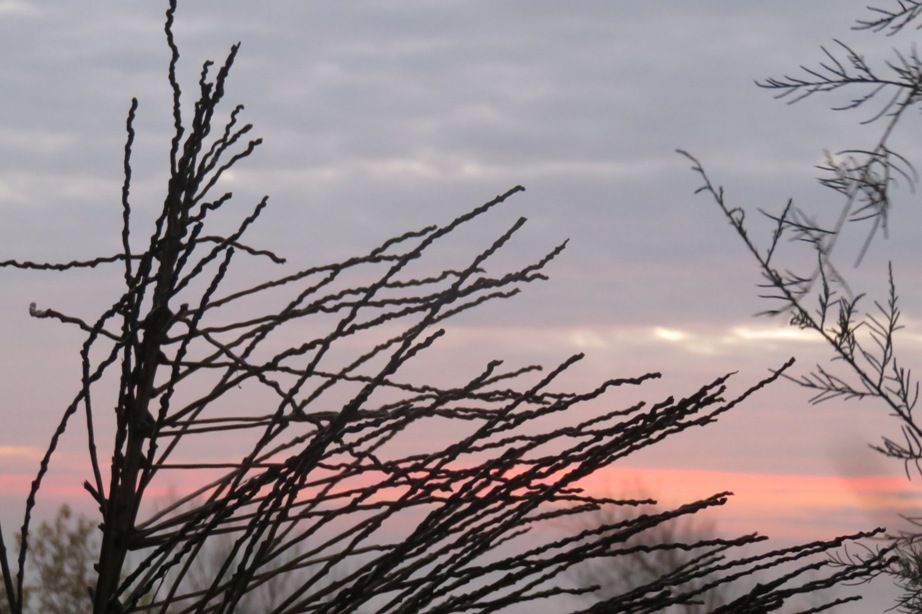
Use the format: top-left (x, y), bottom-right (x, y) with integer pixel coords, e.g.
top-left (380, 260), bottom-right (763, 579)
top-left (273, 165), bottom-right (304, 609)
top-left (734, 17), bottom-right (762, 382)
top-left (2, 1), bottom-right (922, 609)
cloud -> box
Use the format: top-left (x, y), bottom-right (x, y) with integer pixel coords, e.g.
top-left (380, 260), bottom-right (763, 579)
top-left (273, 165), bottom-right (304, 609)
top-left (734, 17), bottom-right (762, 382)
top-left (649, 324), bottom-right (827, 355)
top-left (0, 0), bottom-right (38, 17)
top-left (0, 171), bottom-right (117, 208)
top-left (0, 446), bottom-right (40, 459)
top-left (423, 321), bottom-right (836, 363)
top-left (1, 0), bottom-right (915, 571)
top-left (653, 326), bottom-right (688, 343)
top-left (729, 326), bottom-right (818, 343)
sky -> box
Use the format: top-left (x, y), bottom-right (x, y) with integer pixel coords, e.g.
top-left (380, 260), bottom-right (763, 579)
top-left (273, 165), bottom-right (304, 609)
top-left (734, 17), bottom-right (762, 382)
top-left (2, 0), bottom-right (922, 609)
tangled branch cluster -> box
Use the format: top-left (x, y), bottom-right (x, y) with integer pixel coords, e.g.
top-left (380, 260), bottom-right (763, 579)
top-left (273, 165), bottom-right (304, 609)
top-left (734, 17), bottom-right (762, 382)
top-left (686, 0), bottom-right (922, 478)
top-left (686, 1), bottom-right (922, 610)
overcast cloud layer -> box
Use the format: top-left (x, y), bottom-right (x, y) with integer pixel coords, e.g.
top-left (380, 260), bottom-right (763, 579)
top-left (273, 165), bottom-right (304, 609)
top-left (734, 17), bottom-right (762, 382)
top-left (3, 2), bottom-right (922, 609)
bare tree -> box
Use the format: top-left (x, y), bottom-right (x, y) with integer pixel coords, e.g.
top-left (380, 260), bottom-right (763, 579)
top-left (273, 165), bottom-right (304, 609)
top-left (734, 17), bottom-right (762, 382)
top-left (0, 2), bottom-right (896, 613)
top-left (683, 1), bottom-right (922, 610)
top-left (566, 491), bottom-right (728, 613)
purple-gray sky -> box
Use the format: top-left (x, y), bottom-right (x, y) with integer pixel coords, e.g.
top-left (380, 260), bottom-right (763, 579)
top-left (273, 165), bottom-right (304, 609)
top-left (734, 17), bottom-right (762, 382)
top-left (2, 1), bottom-right (922, 609)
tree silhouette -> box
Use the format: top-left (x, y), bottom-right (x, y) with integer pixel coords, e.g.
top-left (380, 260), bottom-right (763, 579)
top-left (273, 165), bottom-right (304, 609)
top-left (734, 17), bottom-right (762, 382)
top-left (0, 505), bottom-right (97, 614)
top-left (684, 1), bottom-right (922, 610)
top-left (566, 492), bottom-right (729, 613)
top-left (0, 2), bottom-right (896, 612)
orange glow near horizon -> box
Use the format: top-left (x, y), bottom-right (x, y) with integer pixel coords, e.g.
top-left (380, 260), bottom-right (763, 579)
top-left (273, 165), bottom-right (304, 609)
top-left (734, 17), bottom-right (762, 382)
top-left (575, 466), bottom-right (921, 540)
top-left (3, 460), bottom-right (918, 543)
